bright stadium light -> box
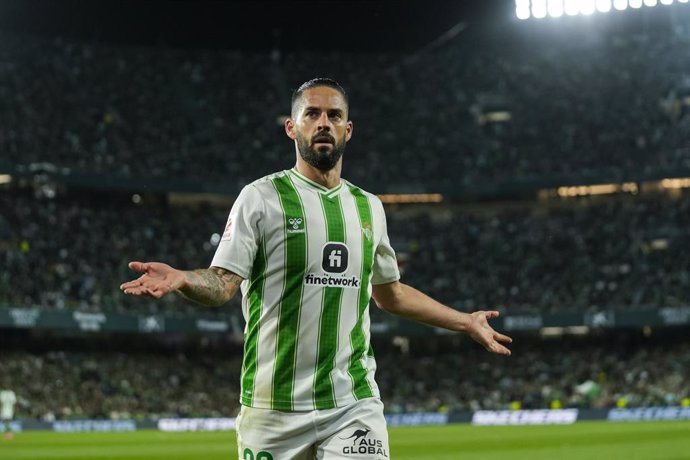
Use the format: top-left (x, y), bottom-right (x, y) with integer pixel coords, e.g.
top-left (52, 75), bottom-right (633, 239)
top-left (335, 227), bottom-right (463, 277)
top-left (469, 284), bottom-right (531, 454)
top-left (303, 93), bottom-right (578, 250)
top-left (596, 0), bottom-right (613, 11)
top-left (514, 0), bottom-right (686, 18)
top-left (548, 0), bottom-right (565, 16)
top-left (516, 0), bottom-right (531, 19)
top-left (581, 0), bottom-right (597, 14)
top-left (565, 0), bottom-right (580, 15)
top-left (532, 0), bottom-right (548, 18)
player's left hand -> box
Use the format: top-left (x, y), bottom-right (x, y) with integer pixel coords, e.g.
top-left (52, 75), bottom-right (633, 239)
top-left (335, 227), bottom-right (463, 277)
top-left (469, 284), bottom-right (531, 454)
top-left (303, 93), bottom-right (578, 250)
top-left (467, 311), bottom-right (512, 356)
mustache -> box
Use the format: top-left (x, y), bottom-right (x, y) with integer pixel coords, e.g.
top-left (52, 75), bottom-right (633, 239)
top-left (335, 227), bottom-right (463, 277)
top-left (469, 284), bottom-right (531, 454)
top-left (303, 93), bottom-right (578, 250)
top-left (312, 132), bottom-right (335, 144)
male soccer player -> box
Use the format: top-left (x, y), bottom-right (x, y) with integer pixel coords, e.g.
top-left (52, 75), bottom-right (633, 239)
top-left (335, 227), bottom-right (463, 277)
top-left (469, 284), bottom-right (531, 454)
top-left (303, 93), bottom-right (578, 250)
top-left (1, 387), bottom-right (17, 441)
top-left (121, 78), bottom-right (512, 459)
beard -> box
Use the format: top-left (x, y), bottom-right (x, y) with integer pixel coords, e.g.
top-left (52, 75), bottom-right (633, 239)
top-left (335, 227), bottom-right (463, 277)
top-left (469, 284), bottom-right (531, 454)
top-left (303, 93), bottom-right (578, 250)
top-left (297, 131), bottom-right (346, 171)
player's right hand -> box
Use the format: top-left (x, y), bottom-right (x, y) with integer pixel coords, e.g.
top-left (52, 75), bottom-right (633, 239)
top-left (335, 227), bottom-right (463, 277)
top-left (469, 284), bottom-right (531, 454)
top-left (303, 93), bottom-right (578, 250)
top-left (120, 261), bottom-right (186, 299)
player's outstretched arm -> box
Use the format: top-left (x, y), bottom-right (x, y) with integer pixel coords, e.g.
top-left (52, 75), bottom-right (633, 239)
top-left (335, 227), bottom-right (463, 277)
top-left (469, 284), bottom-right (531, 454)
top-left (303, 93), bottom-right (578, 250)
top-left (120, 261), bottom-right (244, 307)
top-left (371, 281), bottom-right (512, 356)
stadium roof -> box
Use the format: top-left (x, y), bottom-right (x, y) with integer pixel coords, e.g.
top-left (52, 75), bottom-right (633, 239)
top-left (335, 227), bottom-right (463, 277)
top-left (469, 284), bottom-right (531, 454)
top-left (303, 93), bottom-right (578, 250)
top-left (0, 0), bottom-right (508, 52)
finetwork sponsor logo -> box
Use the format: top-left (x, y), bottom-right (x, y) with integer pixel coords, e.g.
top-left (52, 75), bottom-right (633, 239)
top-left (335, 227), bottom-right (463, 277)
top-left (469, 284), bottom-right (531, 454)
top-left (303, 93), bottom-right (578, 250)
top-left (322, 243), bottom-right (349, 273)
top-left (304, 273), bottom-right (360, 289)
top-left (339, 427), bottom-right (388, 458)
top-left (472, 409), bottom-right (578, 426)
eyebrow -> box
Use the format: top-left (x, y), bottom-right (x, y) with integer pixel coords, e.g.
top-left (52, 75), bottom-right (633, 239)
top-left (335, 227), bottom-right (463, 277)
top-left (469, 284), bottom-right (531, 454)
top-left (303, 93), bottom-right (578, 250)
top-left (303, 106), bottom-right (344, 116)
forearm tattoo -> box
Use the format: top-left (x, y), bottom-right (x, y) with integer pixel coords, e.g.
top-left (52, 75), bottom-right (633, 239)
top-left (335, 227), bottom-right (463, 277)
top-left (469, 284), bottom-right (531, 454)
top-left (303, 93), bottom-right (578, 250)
top-left (180, 267), bottom-right (243, 306)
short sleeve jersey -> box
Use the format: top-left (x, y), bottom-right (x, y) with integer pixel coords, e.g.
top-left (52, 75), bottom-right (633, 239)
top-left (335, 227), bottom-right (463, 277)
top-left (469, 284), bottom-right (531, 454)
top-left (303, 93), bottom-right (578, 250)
top-left (211, 169), bottom-right (400, 411)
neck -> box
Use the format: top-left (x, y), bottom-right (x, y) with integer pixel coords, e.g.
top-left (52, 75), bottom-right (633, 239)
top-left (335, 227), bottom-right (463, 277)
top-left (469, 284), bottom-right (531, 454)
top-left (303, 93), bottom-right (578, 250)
top-left (294, 156), bottom-right (342, 189)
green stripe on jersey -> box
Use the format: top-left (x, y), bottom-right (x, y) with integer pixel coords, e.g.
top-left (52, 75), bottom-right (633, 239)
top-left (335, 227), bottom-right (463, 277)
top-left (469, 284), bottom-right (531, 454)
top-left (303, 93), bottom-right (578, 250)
top-left (313, 194), bottom-right (346, 409)
top-left (347, 186), bottom-right (375, 400)
top-left (271, 174), bottom-right (308, 411)
top-left (240, 237), bottom-right (268, 407)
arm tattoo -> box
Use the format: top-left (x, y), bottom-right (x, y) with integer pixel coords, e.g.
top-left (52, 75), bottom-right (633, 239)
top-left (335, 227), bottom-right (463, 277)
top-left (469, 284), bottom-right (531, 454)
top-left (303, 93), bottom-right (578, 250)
top-left (179, 267), bottom-right (244, 306)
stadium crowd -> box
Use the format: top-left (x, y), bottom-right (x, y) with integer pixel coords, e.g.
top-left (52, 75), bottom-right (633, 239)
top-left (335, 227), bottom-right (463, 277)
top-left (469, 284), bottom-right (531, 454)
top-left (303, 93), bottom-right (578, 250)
top-left (0, 189), bottom-right (238, 315)
top-left (1, 17), bottom-right (690, 192)
top-left (2, 188), bottom-right (689, 315)
top-left (3, 8), bottom-right (690, 426)
top-left (1, 336), bottom-right (687, 420)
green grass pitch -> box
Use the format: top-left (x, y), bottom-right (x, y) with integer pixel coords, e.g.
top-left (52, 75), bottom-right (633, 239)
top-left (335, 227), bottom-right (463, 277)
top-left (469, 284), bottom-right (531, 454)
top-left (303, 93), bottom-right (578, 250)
top-left (3, 421), bottom-right (690, 460)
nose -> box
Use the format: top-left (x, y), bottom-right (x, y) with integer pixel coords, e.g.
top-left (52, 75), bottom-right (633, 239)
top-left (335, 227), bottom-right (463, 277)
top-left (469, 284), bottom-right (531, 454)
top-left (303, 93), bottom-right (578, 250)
top-left (317, 112), bottom-right (331, 131)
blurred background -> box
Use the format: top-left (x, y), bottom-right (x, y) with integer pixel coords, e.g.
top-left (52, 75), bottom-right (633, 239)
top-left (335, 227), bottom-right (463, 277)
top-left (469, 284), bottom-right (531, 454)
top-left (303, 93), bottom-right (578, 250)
top-left (1, 0), bottom-right (689, 426)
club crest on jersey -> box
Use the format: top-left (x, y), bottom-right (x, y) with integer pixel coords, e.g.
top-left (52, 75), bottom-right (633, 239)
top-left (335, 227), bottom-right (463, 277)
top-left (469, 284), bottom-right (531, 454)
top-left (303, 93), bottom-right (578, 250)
top-left (287, 217), bottom-right (305, 234)
top-left (362, 223), bottom-right (373, 241)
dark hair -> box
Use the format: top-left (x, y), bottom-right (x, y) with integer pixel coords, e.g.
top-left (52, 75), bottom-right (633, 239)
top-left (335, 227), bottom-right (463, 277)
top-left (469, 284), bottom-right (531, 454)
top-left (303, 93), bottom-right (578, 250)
top-left (291, 78), bottom-right (348, 115)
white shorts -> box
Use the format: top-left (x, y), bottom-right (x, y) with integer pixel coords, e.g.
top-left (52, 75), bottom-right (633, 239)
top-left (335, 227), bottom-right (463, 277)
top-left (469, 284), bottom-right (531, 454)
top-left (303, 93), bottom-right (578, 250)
top-left (236, 397), bottom-right (390, 460)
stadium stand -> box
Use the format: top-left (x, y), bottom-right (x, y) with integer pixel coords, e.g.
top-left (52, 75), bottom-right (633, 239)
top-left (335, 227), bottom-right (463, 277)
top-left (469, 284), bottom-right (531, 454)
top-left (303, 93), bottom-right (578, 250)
top-left (2, 19), bottom-right (690, 192)
top-left (2, 187), bottom-right (689, 315)
top-left (1, 332), bottom-right (687, 419)
top-left (2, 4), bottom-right (690, 428)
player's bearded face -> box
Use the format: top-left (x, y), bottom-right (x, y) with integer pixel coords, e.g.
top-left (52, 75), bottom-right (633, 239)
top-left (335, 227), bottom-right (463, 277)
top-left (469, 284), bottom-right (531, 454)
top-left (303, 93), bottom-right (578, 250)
top-left (296, 130), bottom-right (346, 171)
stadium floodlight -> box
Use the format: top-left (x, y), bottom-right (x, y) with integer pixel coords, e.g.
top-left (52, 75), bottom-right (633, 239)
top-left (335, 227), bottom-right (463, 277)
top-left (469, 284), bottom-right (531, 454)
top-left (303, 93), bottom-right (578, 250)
top-left (548, 0), bottom-right (565, 16)
top-left (516, 0), bottom-right (531, 19)
top-left (565, 0), bottom-right (580, 15)
top-left (532, 0), bottom-right (548, 18)
top-left (596, 0), bottom-right (613, 11)
top-left (581, 0), bottom-right (597, 14)
top-left (514, 0), bottom-right (686, 18)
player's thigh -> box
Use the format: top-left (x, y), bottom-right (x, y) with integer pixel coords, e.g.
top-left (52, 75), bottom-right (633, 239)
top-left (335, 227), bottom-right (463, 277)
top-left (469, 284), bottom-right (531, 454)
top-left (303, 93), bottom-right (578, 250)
top-left (236, 406), bottom-right (315, 460)
top-left (317, 399), bottom-right (390, 460)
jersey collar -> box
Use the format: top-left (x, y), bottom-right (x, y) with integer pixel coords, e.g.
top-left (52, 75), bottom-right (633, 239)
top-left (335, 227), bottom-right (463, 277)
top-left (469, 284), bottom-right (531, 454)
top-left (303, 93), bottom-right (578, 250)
top-left (288, 168), bottom-right (343, 199)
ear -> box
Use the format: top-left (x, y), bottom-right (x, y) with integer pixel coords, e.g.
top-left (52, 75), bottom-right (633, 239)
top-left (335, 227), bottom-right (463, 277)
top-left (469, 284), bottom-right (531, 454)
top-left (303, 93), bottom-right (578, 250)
top-left (345, 120), bottom-right (353, 142)
top-left (285, 117), bottom-right (297, 140)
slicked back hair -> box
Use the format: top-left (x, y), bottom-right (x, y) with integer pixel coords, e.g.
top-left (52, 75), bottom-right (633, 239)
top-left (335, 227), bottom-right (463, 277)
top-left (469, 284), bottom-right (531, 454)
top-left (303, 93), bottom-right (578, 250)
top-left (291, 78), bottom-right (349, 117)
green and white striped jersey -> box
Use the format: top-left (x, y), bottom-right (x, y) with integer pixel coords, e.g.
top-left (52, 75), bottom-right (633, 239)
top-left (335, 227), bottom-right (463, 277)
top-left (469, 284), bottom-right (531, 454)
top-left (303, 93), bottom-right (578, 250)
top-left (211, 168), bottom-right (400, 411)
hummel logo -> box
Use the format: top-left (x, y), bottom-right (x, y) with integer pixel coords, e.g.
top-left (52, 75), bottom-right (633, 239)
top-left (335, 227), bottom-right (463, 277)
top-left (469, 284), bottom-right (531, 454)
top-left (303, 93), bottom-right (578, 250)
top-left (287, 217), bottom-right (305, 234)
top-left (288, 218), bottom-right (303, 229)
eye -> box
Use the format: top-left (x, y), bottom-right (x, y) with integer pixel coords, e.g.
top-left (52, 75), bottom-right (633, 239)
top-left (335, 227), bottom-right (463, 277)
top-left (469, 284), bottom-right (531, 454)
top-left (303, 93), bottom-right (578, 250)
top-left (329, 111), bottom-right (342, 120)
top-left (305, 110), bottom-right (319, 118)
